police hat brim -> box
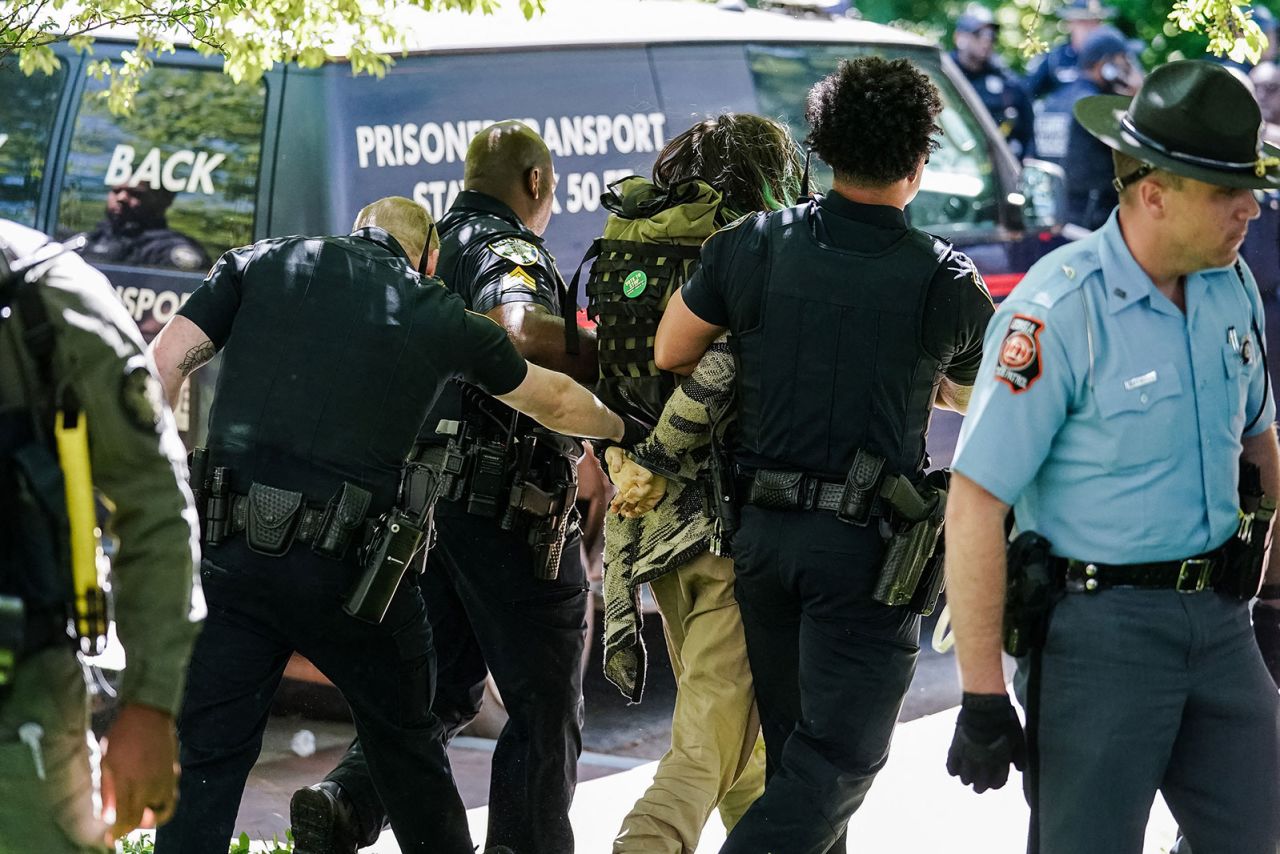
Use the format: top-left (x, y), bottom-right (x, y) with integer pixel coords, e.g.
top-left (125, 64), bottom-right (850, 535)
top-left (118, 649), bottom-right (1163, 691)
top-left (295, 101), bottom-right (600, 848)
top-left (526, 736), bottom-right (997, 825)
top-left (1074, 93), bottom-right (1280, 190)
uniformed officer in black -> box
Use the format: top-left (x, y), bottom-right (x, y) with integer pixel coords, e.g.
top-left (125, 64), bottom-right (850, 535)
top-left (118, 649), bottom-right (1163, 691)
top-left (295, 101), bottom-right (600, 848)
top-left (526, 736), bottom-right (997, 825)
top-left (145, 196), bottom-right (624, 854)
top-left (79, 184), bottom-right (211, 272)
top-left (302, 123), bottom-right (602, 854)
top-left (952, 5), bottom-right (1037, 160)
top-left (654, 57), bottom-right (994, 854)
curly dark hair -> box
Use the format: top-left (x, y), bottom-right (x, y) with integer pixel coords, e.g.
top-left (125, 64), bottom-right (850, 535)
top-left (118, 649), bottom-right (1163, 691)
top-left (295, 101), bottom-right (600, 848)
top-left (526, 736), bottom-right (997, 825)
top-left (805, 56), bottom-right (943, 186)
top-left (652, 113), bottom-right (805, 219)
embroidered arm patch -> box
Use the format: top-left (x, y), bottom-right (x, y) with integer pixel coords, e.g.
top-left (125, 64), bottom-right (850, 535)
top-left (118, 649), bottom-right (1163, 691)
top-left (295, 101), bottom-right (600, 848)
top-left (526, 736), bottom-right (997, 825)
top-left (994, 314), bottom-right (1044, 393)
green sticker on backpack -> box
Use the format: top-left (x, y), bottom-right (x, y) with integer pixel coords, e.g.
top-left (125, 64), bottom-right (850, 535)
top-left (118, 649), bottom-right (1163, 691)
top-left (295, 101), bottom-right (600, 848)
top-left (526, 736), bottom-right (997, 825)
top-left (622, 270), bottom-right (648, 298)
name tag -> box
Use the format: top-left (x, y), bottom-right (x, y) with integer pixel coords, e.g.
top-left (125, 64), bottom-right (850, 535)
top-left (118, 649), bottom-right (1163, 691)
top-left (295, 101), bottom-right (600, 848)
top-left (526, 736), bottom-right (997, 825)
top-left (1123, 371), bottom-right (1158, 391)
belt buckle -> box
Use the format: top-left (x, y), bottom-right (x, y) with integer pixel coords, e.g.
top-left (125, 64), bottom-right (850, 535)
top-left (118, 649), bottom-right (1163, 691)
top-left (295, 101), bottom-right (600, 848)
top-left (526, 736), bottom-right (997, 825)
top-left (1176, 558), bottom-right (1213, 593)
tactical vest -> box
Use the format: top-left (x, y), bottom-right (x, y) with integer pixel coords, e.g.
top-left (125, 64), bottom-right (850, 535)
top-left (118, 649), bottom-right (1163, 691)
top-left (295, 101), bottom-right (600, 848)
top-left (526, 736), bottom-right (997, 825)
top-left (733, 202), bottom-right (943, 480)
top-left (580, 177), bottom-right (723, 428)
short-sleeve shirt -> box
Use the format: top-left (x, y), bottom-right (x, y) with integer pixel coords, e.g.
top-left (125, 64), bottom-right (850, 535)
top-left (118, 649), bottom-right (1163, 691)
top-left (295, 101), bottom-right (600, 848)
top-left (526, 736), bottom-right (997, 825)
top-left (179, 226), bottom-right (527, 510)
top-left (953, 209), bottom-right (1275, 563)
top-left (419, 190), bottom-right (568, 448)
top-left (434, 190), bottom-right (564, 315)
top-left (681, 192), bottom-right (995, 388)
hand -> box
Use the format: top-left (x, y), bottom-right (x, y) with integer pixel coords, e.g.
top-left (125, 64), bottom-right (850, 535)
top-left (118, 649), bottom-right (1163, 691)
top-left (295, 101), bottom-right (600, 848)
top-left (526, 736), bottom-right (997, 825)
top-left (946, 692), bottom-right (1026, 793)
top-left (1254, 600), bottom-right (1280, 689)
top-left (604, 446), bottom-right (667, 518)
top-left (101, 704), bottom-right (179, 842)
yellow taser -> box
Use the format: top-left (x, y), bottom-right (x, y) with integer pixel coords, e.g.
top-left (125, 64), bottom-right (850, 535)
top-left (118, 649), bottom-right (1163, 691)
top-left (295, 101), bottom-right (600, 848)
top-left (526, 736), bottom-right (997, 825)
top-left (53, 409), bottom-right (108, 654)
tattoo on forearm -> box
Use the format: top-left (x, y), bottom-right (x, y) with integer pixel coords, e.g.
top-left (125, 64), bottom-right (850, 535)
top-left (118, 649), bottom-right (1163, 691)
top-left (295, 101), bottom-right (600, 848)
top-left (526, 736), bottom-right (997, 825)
top-left (178, 342), bottom-right (215, 377)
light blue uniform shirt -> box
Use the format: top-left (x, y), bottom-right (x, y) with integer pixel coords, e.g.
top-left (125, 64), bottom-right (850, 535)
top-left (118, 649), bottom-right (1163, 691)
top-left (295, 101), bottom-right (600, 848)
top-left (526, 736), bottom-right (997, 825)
top-left (954, 210), bottom-right (1275, 563)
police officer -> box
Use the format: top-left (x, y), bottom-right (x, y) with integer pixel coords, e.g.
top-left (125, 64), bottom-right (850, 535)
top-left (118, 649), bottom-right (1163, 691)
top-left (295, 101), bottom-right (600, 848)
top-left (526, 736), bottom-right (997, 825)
top-left (1025, 0), bottom-right (1117, 100)
top-left (298, 125), bottom-right (610, 854)
top-left (0, 218), bottom-right (201, 850)
top-left (1028, 0), bottom-right (1118, 164)
top-left (147, 196), bottom-right (625, 854)
top-left (80, 185), bottom-right (211, 272)
top-left (945, 61), bottom-right (1280, 853)
top-left (1060, 27), bottom-right (1144, 229)
top-left (654, 57), bottom-right (994, 853)
top-left (952, 5), bottom-right (1037, 160)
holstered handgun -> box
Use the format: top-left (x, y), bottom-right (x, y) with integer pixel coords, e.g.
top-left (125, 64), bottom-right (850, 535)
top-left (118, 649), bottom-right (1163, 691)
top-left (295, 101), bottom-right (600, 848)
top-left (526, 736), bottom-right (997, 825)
top-left (1003, 530), bottom-right (1056, 657)
top-left (871, 472), bottom-right (946, 611)
top-left (506, 443), bottom-right (579, 581)
top-left (706, 440), bottom-right (739, 558)
top-left (1222, 459), bottom-right (1277, 599)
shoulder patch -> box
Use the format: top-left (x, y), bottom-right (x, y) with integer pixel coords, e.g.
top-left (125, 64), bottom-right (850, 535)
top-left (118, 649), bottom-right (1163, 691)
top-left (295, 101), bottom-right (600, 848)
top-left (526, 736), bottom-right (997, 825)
top-left (994, 314), bottom-right (1045, 393)
top-left (934, 242), bottom-right (990, 299)
top-left (488, 237), bottom-right (540, 266)
top-left (501, 266), bottom-right (537, 292)
top-left (121, 363), bottom-right (164, 433)
top-left (169, 243), bottom-right (206, 271)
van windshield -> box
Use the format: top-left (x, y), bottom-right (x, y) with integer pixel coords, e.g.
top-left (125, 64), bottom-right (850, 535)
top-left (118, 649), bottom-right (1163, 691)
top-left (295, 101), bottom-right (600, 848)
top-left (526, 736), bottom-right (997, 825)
top-left (0, 64), bottom-right (66, 226)
top-left (747, 43), bottom-right (999, 237)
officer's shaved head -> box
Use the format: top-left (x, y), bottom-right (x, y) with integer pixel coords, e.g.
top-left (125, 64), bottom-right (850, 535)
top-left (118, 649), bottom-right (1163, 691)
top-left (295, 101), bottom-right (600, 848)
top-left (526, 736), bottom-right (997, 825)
top-left (464, 121), bottom-right (557, 234)
top-left (353, 196), bottom-right (439, 261)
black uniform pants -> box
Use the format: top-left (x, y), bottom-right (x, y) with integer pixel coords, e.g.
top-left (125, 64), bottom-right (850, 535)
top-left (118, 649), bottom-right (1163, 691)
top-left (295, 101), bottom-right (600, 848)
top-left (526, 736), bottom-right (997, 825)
top-left (720, 507), bottom-right (920, 854)
top-left (154, 538), bottom-right (472, 854)
top-left (326, 507), bottom-right (588, 854)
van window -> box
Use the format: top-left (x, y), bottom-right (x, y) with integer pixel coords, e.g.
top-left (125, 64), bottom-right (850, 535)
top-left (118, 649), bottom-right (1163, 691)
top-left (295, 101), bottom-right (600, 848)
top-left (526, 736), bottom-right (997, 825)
top-left (747, 43), bottom-right (1000, 237)
top-left (55, 66), bottom-right (265, 271)
top-left (0, 65), bottom-right (66, 226)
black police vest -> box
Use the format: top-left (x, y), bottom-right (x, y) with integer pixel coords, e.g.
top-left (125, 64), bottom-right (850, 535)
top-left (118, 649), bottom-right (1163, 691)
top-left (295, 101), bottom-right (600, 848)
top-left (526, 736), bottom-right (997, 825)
top-left (733, 205), bottom-right (943, 480)
top-left (205, 234), bottom-right (429, 511)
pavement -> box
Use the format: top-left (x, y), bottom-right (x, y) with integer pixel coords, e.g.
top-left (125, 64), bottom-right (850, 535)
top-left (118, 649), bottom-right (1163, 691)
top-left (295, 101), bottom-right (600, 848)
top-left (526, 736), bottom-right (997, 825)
top-left (124, 703), bottom-right (1179, 854)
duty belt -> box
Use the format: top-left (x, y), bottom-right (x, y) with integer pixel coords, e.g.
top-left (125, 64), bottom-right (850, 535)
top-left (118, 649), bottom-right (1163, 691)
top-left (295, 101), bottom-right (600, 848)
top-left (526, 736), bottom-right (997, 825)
top-left (1054, 546), bottom-right (1230, 594)
top-left (737, 471), bottom-right (886, 517)
top-left (225, 495), bottom-right (331, 544)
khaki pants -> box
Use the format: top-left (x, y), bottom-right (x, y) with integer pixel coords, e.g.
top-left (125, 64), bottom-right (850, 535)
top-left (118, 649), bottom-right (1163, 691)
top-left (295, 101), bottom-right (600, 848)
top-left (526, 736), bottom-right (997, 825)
top-left (0, 647), bottom-right (108, 854)
top-left (614, 551), bottom-right (766, 854)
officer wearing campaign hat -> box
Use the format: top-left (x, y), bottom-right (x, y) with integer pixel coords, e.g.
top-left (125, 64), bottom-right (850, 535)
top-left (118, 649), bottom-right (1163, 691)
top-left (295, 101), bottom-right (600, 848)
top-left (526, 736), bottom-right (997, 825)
top-left (945, 60), bottom-right (1280, 854)
top-left (951, 5), bottom-right (1037, 159)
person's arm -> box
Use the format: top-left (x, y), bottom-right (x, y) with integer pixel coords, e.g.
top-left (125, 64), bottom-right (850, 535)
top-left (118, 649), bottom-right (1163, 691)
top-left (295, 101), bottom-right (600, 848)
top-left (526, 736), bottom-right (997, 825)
top-left (495, 360), bottom-right (622, 440)
top-left (1242, 424), bottom-right (1280, 687)
top-left (150, 315), bottom-right (215, 409)
top-left (654, 288), bottom-right (726, 375)
top-left (465, 237), bottom-right (599, 382)
top-left (945, 473), bottom-right (1012, 694)
top-left (149, 244), bottom-right (253, 406)
top-left (43, 256), bottom-right (200, 838)
top-left (486, 302), bottom-right (598, 382)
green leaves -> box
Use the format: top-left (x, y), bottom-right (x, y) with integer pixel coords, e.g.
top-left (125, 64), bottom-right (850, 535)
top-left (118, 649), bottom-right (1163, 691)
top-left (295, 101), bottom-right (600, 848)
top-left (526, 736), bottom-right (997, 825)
top-left (1168, 0), bottom-right (1270, 63)
top-left (2, 0), bottom-right (547, 114)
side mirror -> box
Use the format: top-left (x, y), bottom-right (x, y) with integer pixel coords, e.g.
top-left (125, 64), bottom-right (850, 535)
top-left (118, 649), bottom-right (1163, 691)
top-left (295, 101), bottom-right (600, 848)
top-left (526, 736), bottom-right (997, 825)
top-left (1015, 159), bottom-right (1066, 231)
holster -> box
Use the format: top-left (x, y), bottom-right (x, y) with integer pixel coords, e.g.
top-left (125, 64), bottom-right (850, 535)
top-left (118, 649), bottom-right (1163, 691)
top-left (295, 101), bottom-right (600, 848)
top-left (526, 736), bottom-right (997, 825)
top-left (244, 483), bottom-right (303, 556)
top-left (1003, 530), bottom-right (1056, 657)
top-left (313, 482), bottom-right (372, 560)
top-left (1221, 459), bottom-right (1276, 600)
top-left (705, 442), bottom-right (739, 558)
top-left (871, 471), bottom-right (947, 612)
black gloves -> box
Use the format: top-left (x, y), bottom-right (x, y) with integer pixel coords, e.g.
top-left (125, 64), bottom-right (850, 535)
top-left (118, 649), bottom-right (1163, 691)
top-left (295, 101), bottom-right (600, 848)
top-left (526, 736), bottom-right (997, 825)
top-left (946, 692), bottom-right (1027, 793)
top-left (1254, 601), bottom-right (1280, 689)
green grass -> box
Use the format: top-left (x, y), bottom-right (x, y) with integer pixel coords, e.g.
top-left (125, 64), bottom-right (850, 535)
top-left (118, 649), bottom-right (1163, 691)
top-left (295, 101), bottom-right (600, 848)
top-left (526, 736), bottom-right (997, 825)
top-left (117, 829), bottom-right (293, 853)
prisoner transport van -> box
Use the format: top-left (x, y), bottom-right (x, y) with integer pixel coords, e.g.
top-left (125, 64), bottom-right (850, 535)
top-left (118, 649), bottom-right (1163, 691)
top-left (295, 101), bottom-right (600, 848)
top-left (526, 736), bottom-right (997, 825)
top-left (0, 0), bottom-right (1066, 446)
